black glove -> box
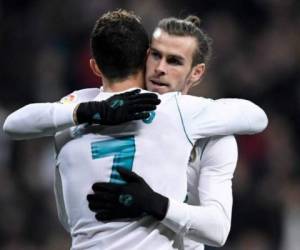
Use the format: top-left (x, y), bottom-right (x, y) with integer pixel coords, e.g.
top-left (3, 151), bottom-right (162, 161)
top-left (75, 89), bottom-right (160, 125)
top-left (87, 167), bottom-right (169, 221)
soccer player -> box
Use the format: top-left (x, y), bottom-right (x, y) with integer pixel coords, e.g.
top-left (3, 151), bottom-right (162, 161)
top-left (3, 10), bottom-right (267, 250)
top-left (87, 15), bottom-right (265, 249)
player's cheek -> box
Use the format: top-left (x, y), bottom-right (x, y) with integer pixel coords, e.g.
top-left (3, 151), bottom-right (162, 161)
top-left (146, 57), bottom-right (154, 70)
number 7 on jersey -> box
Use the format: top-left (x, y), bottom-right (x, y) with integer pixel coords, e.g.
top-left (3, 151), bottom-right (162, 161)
top-left (91, 136), bottom-right (136, 184)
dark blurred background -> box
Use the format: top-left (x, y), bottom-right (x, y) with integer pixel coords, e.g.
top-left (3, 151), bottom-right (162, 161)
top-left (0, 0), bottom-right (299, 249)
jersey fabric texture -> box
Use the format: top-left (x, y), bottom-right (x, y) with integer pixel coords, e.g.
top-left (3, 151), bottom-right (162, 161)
top-left (54, 88), bottom-right (211, 249)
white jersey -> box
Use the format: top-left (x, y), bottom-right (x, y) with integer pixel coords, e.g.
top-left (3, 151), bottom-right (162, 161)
top-left (3, 87), bottom-right (268, 250)
top-left (55, 90), bottom-right (197, 249)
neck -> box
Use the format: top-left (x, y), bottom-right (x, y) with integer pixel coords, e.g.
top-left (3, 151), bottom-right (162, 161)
top-left (102, 71), bottom-right (145, 92)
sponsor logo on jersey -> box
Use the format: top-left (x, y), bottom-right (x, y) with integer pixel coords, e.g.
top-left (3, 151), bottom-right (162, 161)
top-left (60, 94), bottom-right (77, 104)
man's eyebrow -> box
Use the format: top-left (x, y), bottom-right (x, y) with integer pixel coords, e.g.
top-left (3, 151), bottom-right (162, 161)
top-left (168, 54), bottom-right (185, 62)
top-left (149, 47), bottom-right (160, 52)
top-left (150, 47), bottom-right (185, 61)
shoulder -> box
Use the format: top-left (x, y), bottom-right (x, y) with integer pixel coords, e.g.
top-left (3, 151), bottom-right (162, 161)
top-left (59, 88), bottom-right (100, 104)
top-left (173, 94), bottom-right (214, 121)
top-left (176, 93), bottom-right (212, 108)
top-left (156, 92), bottom-right (212, 106)
top-left (155, 91), bottom-right (178, 102)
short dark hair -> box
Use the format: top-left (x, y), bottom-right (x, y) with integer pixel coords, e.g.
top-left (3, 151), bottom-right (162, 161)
top-left (90, 10), bottom-right (149, 82)
top-left (157, 16), bottom-right (212, 66)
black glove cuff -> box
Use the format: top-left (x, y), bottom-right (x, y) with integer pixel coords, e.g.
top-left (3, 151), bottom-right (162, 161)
top-left (149, 192), bottom-right (169, 220)
top-left (76, 102), bottom-right (105, 124)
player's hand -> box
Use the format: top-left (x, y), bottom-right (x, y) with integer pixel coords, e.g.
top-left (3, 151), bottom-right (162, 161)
top-left (75, 89), bottom-right (160, 125)
top-left (87, 167), bottom-right (169, 221)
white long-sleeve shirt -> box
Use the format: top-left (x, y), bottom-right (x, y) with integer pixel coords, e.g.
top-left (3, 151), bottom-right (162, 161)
top-left (3, 88), bottom-right (267, 249)
top-left (3, 88), bottom-right (268, 140)
top-left (163, 135), bottom-right (237, 249)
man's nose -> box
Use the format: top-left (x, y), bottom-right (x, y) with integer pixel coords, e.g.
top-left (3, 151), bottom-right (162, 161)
top-left (155, 59), bottom-right (167, 75)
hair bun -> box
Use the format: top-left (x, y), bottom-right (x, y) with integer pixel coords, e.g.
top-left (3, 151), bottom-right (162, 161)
top-left (185, 15), bottom-right (201, 28)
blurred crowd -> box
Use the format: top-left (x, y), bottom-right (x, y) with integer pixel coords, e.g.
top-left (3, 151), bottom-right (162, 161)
top-left (0, 0), bottom-right (299, 249)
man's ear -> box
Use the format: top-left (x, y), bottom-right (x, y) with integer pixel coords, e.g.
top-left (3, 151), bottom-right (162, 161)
top-left (182, 63), bottom-right (206, 94)
top-left (89, 58), bottom-right (102, 77)
top-left (190, 63), bottom-right (205, 86)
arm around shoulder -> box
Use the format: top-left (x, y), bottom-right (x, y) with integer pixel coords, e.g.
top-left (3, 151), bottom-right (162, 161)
top-left (231, 99), bottom-right (268, 134)
top-left (177, 95), bottom-right (268, 140)
top-left (3, 88), bottom-right (101, 140)
top-left (3, 102), bottom-right (76, 140)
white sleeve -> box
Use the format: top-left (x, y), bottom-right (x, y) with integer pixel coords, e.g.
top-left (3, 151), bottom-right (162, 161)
top-left (161, 136), bottom-right (237, 247)
top-left (178, 95), bottom-right (268, 141)
top-left (3, 88), bottom-right (100, 140)
top-left (3, 102), bottom-right (76, 140)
